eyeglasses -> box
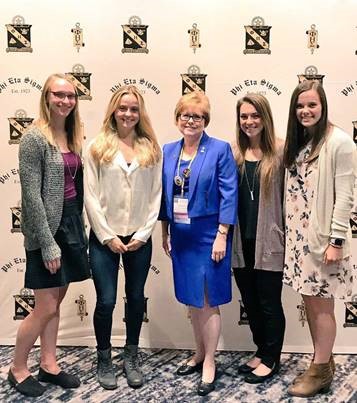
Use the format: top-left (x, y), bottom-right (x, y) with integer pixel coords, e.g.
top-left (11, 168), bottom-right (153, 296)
top-left (179, 114), bottom-right (204, 122)
top-left (50, 91), bottom-right (77, 101)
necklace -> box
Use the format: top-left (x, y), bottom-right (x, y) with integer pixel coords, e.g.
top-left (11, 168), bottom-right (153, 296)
top-left (174, 146), bottom-right (198, 196)
top-left (244, 161), bottom-right (259, 201)
top-left (64, 153), bottom-right (79, 180)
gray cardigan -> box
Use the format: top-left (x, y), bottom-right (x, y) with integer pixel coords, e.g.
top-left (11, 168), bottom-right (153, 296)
top-left (231, 141), bottom-right (285, 271)
top-left (19, 126), bottom-right (84, 262)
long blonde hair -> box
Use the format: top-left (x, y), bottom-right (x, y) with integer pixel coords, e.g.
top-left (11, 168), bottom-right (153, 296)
top-left (90, 85), bottom-right (161, 167)
top-left (235, 93), bottom-right (279, 198)
top-left (32, 73), bottom-right (82, 153)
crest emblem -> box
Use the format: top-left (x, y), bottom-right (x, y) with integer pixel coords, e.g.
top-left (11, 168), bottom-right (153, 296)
top-left (244, 16), bottom-right (271, 55)
top-left (181, 65), bottom-right (207, 95)
top-left (8, 109), bottom-right (33, 145)
top-left (123, 297), bottom-right (149, 323)
top-left (306, 24), bottom-right (319, 54)
top-left (10, 204), bottom-right (21, 233)
top-left (6, 15), bottom-right (33, 53)
top-left (71, 22), bottom-right (85, 52)
top-left (297, 65), bottom-right (325, 84)
top-left (122, 16), bottom-right (149, 54)
top-left (351, 211), bottom-right (357, 238)
top-left (238, 299), bottom-right (249, 325)
top-left (344, 295), bottom-right (357, 327)
top-left (13, 288), bottom-right (35, 320)
top-left (188, 23), bottom-right (201, 53)
top-left (66, 64), bottom-right (92, 100)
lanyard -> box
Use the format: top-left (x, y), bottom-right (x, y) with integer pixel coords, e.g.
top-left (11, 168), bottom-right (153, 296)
top-left (174, 146), bottom-right (198, 196)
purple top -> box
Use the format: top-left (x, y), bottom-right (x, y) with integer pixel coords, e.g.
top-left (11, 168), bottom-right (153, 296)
top-left (62, 152), bottom-right (81, 200)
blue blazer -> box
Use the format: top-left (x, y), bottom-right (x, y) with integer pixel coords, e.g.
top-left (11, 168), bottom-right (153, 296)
top-left (159, 132), bottom-right (238, 224)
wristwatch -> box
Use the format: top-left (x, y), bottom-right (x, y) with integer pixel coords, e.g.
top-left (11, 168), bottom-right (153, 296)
top-left (329, 238), bottom-right (344, 248)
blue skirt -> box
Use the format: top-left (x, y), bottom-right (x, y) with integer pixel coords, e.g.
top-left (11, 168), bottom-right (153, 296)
top-left (170, 214), bottom-right (232, 308)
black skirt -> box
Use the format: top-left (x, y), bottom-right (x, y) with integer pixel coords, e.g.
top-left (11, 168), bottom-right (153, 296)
top-left (24, 198), bottom-right (91, 289)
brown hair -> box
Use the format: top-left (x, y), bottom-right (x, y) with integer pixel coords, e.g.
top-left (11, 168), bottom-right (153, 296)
top-left (283, 80), bottom-right (330, 168)
top-left (235, 93), bottom-right (279, 198)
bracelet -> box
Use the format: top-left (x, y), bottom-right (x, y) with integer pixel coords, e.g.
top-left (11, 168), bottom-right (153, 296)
top-left (217, 229), bottom-right (228, 236)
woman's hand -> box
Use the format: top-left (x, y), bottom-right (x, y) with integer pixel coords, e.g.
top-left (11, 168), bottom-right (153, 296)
top-left (107, 237), bottom-right (128, 254)
top-left (211, 233), bottom-right (227, 263)
top-left (161, 221), bottom-right (171, 257)
top-left (323, 244), bottom-right (343, 265)
top-left (127, 239), bottom-right (145, 252)
top-left (162, 233), bottom-right (171, 257)
top-left (44, 257), bottom-right (61, 274)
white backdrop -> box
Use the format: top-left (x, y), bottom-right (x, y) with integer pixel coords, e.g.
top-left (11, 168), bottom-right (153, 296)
top-left (0, 0), bottom-right (356, 353)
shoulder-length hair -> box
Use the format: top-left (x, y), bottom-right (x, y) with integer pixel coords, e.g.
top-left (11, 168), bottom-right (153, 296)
top-left (90, 85), bottom-right (161, 167)
top-left (174, 91), bottom-right (210, 127)
top-left (283, 80), bottom-right (329, 169)
top-left (33, 73), bottom-right (82, 153)
top-left (235, 93), bottom-right (279, 198)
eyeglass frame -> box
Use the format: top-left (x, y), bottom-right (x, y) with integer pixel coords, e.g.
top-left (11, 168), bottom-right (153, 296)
top-left (179, 113), bottom-right (205, 123)
top-left (50, 91), bottom-right (78, 101)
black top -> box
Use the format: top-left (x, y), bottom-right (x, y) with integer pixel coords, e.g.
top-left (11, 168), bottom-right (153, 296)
top-left (238, 160), bottom-right (260, 240)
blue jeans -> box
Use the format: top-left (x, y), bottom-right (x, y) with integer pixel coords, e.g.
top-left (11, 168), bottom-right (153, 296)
top-left (89, 230), bottom-right (151, 349)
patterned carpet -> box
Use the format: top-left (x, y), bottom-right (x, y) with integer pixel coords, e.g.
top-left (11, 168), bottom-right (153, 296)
top-left (0, 346), bottom-right (356, 402)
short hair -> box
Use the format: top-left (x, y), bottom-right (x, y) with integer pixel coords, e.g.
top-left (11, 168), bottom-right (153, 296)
top-left (174, 91), bottom-right (210, 127)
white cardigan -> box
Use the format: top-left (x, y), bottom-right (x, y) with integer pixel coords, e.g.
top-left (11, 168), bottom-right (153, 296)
top-left (84, 140), bottom-right (162, 244)
top-left (308, 126), bottom-right (357, 260)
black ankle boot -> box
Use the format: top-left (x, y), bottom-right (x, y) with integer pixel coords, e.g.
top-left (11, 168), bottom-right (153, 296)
top-left (123, 345), bottom-right (143, 388)
top-left (97, 348), bottom-right (117, 390)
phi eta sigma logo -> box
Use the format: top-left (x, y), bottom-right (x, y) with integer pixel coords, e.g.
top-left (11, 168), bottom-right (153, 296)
top-left (353, 121), bottom-right (357, 145)
top-left (75, 294), bottom-right (88, 321)
top-left (66, 64), bottom-right (92, 100)
top-left (238, 300), bottom-right (249, 325)
top-left (71, 22), bottom-right (85, 52)
top-left (344, 295), bottom-right (357, 327)
top-left (297, 65), bottom-right (325, 84)
top-left (10, 205), bottom-right (21, 233)
top-left (243, 16), bottom-right (271, 55)
top-left (181, 65), bottom-right (207, 95)
top-left (188, 23), bottom-right (201, 53)
top-left (122, 16), bottom-right (149, 54)
top-left (306, 24), bottom-right (319, 54)
top-left (6, 15), bottom-right (32, 53)
top-left (8, 109), bottom-right (33, 144)
top-left (13, 288), bottom-right (35, 320)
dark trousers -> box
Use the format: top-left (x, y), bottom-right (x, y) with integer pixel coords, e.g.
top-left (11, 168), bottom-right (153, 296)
top-left (89, 230), bottom-right (151, 350)
top-left (233, 239), bottom-right (285, 368)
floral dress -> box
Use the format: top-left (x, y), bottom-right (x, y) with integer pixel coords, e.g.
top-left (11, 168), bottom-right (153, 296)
top-left (283, 143), bottom-right (353, 299)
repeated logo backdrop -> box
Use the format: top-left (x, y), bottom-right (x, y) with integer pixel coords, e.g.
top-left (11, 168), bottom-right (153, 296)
top-left (0, 0), bottom-right (356, 352)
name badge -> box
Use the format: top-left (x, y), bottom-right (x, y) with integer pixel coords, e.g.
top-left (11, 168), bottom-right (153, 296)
top-left (173, 196), bottom-right (190, 224)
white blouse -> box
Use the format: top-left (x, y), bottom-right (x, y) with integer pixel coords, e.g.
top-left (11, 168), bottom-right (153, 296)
top-left (84, 140), bottom-right (162, 244)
